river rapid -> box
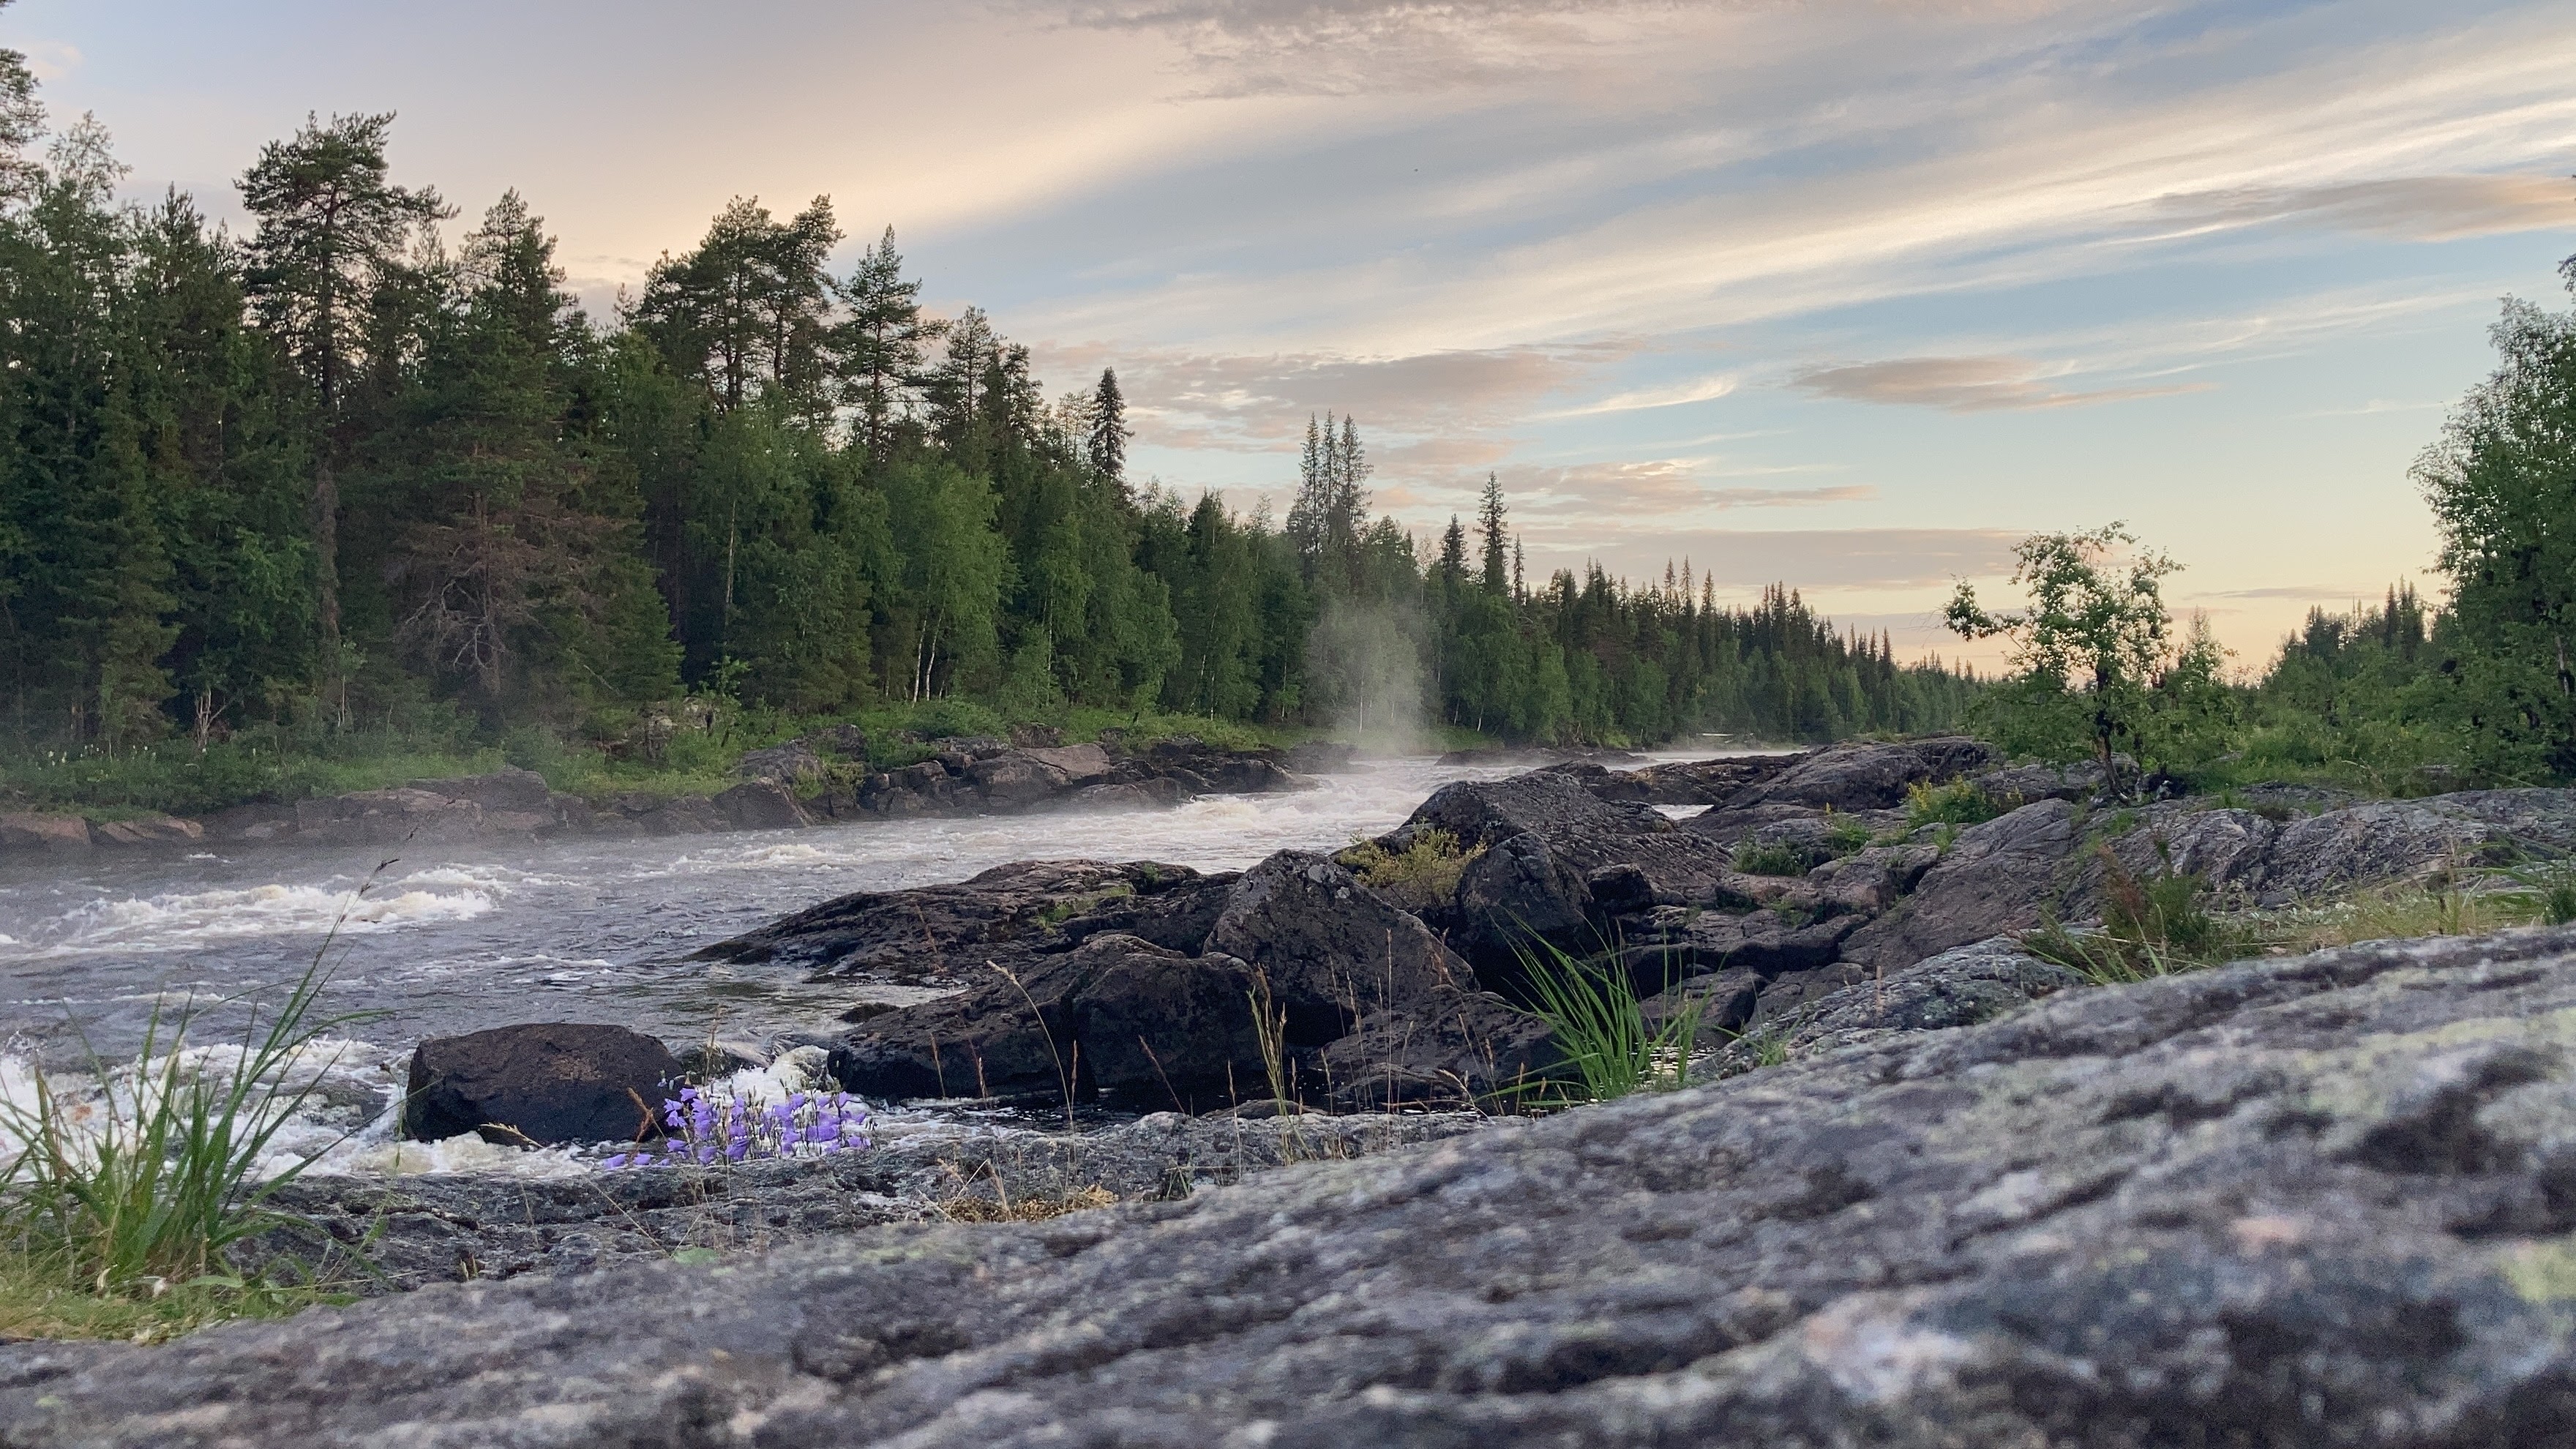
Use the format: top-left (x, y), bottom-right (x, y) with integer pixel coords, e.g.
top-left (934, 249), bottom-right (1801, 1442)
top-left (0, 752), bottom-right (1735, 1176)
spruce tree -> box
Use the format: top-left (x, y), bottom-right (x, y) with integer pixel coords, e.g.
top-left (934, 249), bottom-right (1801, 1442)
top-left (1087, 367), bottom-right (1130, 485)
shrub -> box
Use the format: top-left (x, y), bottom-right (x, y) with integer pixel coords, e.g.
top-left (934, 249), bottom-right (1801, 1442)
top-left (1906, 779), bottom-right (2003, 828)
top-left (1731, 836), bottom-right (1809, 877)
top-left (1338, 828), bottom-right (1481, 910)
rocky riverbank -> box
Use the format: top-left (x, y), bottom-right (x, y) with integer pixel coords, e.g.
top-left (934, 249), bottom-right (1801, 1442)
top-left (0, 733), bottom-right (1344, 856)
top-left (680, 736), bottom-right (2574, 1116)
top-left (15, 925), bottom-right (2576, 1445)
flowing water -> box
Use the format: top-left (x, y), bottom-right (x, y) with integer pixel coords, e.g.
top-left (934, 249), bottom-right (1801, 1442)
top-left (0, 752), bottom-right (1735, 1175)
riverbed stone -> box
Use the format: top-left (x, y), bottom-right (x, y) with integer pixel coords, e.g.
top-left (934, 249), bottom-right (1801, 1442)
top-left (0, 812), bottom-right (92, 854)
top-left (26, 929), bottom-right (2576, 1445)
top-left (1839, 798), bottom-right (2081, 973)
top-left (1715, 734), bottom-right (1993, 812)
top-left (402, 1023), bottom-right (684, 1147)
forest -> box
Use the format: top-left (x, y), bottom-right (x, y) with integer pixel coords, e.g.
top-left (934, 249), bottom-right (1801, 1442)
top-left (0, 94), bottom-right (1977, 795)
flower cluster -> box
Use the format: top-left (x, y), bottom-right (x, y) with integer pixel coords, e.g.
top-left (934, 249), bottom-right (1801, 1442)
top-left (602, 1084), bottom-right (872, 1169)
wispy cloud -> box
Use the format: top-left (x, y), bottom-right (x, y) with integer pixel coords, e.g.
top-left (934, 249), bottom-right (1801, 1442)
top-left (2152, 173), bottom-right (2576, 242)
top-left (1543, 372), bottom-right (1738, 416)
top-left (1789, 356), bottom-right (2210, 412)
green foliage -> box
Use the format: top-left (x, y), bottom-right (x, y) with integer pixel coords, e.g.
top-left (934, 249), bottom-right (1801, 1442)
top-left (1906, 779), bottom-right (2003, 828)
top-left (1949, 524), bottom-right (2238, 793)
top-left (1507, 939), bottom-right (1699, 1104)
top-left (1338, 827), bottom-right (1481, 910)
top-left (1731, 836), bottom-right (1810, 877)
top-left (2414, 280), bottom-right (2576, 783)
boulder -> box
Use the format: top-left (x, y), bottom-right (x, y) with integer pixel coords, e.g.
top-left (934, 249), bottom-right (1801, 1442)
top-left (1319, 985), bottom-right (1563, 1109)
top-left (0, 812), bottom-right (92, 855)
top-left (404, 767), bottom-right (555, 815)
top-left (88, 815), bottom-right (204, 848)
top-left (1716, 735), bottom-right (1994, 812)
top-left (696, 860), bottom-right (1226, 979)
top-left (42, 931), bottom-right (2576, 1445)
top-left (735, 740), bottom-right (827, 786)
top-left (1617, 906), bottom-right (1859, 981)
top-left (401, 1023), bottom-right (683, 1147)
top-left (713, 779), bottom-right (808, 831)
top-left (293, 786), bottom-right (482, 845)
top-left (1552, 753), bottom-right (1799, 806)
top-left (1734, 935), bottom-right (2086, 1059)
top-left (825, 934), bottom-right (1268, 1109)
top-left (195, 802), bottom-right (297, 843)
top-left (2259, 795), bottom-right (2526, 905)
top-left (1203, 850), bottom-right (1469, 1041)
top-left (1280, 741), bottom-right (1360, 774)
top-left (1838, 798), bottom-right (2081, 974)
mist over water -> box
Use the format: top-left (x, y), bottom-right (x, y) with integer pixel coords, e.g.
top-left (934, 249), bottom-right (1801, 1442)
top-left (0, 755), bottom-right (1717, 1062)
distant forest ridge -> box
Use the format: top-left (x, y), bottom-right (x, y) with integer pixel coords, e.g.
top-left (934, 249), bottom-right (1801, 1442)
top-left (0, 96), bottom-right (1980, 755)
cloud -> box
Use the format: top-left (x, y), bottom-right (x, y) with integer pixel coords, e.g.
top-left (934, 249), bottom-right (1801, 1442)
top-left (18, 41), bottom-right (80, 82)
top-left (1789, 356), bottom-right (2212, 412)
top-left (1543, 372), bottom-right (1739, 417)
top-left (1485, 457), bottom-right (1868, 522)
top-left (2152, 174), bottom-right (2576, 243)
top-left (1516, 526), bottom-right (2026, 590)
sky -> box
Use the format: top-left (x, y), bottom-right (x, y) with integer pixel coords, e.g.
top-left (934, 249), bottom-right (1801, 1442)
top-left (9, 0), bottom-right (2575, 671)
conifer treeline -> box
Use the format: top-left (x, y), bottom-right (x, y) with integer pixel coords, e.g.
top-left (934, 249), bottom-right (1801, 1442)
top-left (0, 95), bottom-right (1976, 752)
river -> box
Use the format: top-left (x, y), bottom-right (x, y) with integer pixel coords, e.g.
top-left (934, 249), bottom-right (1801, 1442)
top-left (0, 751), bottom-right (1732, 1175)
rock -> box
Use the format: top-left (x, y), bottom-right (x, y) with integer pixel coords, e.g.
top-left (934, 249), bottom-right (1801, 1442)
top-left (292, 786), bottom-right (483, 845)
top-left (401, 1023), bottom-right (684, 1147)
top-left (239, 1110), bottom-right (1491, 1295)
top-left (1639, 965), bottom-right (1767, 1037)
top-left (697, 860), bottom-right (1223, 978)
top-left (826, 934), bottom-right (1268, 1108)
top-left (1064, 779), bottom-right (1191, 812)
top-left (1839, 798), bottom-right (2080, 973)
top-left (1618, 906), bottom-right (1860, 981)
top-left (1008, 723), bottom-right (1063, 748)
top-left (735, 740), bottom-right (827, 785)
top-left (1020, 742), bottom-right (1111, 784)
top-left (1969, 758), bottom-right (2106, 804)
top-left (1802, 842), bottom-right (1939, 915)
top-left (2059, 804), bottom-right (2279, 918)
top-left (1280, 741), bottom-right (1360, 774)
top-left (2259, 795), bottom-right (2531, 905)
top-left (404, 767), bottom-right (555, 815)
top-left (1553, 753), bottom-right (1799, 806)
top-left (37, 930), bottom-right (2576, 1445)
top-left (1396, 771), bottom-right (1735, 979)
top-left (1717, 735), bottom-right (1994, 812)
top-left (1319, 985), bottom-right (1562, 1109)
top-left (712, 779), bottom-right (808, 831)
top-left (1736, 935), bottom-right (2087, 1060)
top-left (1203, 850), bottom-right (1470, 1041)
top-left (0, 812), bottom-right (93, 855)
top-left (83, 814), bottom-right (204, 848)
top-left (964, 744), bottom-right (1112, 806)
top-left (196, 801), bottom-right (297, 842)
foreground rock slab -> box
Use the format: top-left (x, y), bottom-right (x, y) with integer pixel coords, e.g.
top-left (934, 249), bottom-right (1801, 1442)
top-left (14, 927), bottom-right (2576, 1445)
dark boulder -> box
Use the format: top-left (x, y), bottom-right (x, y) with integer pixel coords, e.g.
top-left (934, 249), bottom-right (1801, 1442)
top-left (1728, 935), bottom-right (2086, 1063)
top-left (713, 779), bottom-right (809, 831)
top-left (1550, 753), bottom-right (1800, 806)
top-left (1617, 905), bottom-right (1860, 981)
top-left (1318, 985), bottom-right (1562, 1109)
top-left (1838, 798), bottom-right (2080, 974)
top-left (694, 859), bottom-right (1222, 980)
top-left (402, 1023), bottom-right (681, 1147)
top-left (1204, 851), bottom-right (1468, 1042)
top-left (826, 934), bottom-right (1268, 1109)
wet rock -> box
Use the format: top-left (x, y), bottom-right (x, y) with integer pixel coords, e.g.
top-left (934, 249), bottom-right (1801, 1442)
top-left (0, 812), bottom-right (93, 855)
top-left (1203, 850), bottom-right (1470, 1040)
top-left (196, 801), bottom-right (297, 843)
top-left (1717, 735), bottom-right (1994, 812)
top-left (713, 779), bottom-right (809, 831)
top-left (1063, 779), bottom-right (1191, 812)
top-left (402, 1023), bottom-right (684, 1147)
top-left (1839, 798), bottom-right (2081, 973)
top-left (44, 931), bottom-right (2576, 1446)
top-left (1280, 741), bottom-right (1360, 774)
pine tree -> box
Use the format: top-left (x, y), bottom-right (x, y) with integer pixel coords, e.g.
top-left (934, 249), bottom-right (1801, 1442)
top-left (1087, 367), bottom-right (1129, 485)
top-left (832, 227), bottom-right (943, 460)
top-left (238, 111), bottom-right (449, 697)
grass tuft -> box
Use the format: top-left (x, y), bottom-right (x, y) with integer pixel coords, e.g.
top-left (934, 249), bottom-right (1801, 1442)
top-left (1338, 828), bottom-right (1481, 910)
top-left (1507, 939), bottom-right (1700, 1105)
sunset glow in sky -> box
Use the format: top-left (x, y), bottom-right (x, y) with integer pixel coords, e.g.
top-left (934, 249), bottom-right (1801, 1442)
top-left (12, 0), bottom-right (2575, 668)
